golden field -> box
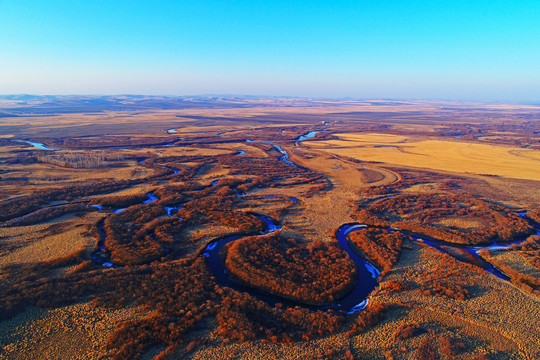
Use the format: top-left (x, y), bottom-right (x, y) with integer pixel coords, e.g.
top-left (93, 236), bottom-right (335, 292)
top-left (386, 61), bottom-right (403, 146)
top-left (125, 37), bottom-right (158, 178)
top-left (309, 133), bottom-right (540, 181)
top-left (1, 99), bottom-right (540, 360)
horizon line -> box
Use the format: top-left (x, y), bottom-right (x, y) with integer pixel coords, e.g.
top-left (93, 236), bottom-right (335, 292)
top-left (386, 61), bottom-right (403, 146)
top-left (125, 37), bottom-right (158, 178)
top-left (1, 93), bottom-right (540, 106)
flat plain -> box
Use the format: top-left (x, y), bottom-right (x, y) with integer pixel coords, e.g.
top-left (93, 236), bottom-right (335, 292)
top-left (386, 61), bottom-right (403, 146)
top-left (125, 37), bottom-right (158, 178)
top-left (309, 133), bottom-right (540, 181)
top-left (0, 96), bottom-right (539, 360)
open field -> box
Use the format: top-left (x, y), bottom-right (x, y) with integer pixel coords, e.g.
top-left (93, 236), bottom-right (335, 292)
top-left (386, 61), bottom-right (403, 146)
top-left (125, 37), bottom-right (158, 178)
top-left (308, 133), bottom-right (540, 181)
top-left (1, 97), bottom-right (539, 360)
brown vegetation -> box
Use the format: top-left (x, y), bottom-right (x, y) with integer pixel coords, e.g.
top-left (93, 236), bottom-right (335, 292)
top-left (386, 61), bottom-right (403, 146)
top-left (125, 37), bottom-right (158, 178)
top-left (346, 301), bottom-right (391, 336)
top-left (216, 291), bottom-right (344, 343)
top-left (479, 249), bottom-right (540, 296)
top-left (510, 235), bottom-right (540, 271)
top-left (3, 203), bottom-right (97, 226)
top-left (90, 193), bottom-right (149, 209)
top-left (378, 280), bottom-right (410, 293)
top-left (1, 254), bottom-right (217, 358)
top-left (438, 335), bottom-right (467, 357)
top-left (225, 234), bottom-right (357, 304)
top-left (393, 322), bottom-right (421, 340)
top-left (36, 151), bottom-right (126, 168)
top-left (355, 194), bottom-right (534, 245)
top-left (527, 208), bottom-right (540, 226)
top-left (0, 180), bottom-right (139, 222)
top-left (39, 135), bottom-right (180, 149)
top-left (217, 151), bottom-right (330, 191)
top-left (414, 247), bottom-right (483, 300)
top-left (348, 227), bottom-right (407, 276)
top-left (416, 337), bottom-right (437, 360)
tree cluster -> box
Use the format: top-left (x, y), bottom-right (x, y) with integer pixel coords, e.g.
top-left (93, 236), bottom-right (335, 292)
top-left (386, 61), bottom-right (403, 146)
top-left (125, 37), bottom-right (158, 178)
top-left (417, 248), bottom-right (480, 301)
top-left (355, 194), bottom-right (534, 245)
top-left (216, 290), bottom-right (344, 343)
top-left (527, 208), bottom-right (540, 226)
top-left (393, 323), bottom-right (421, 340)
top-left (40, 135), bottom-right (179, 149)
top-left (90, 193), bottom-right (149, 208)
top-left (346, 301), bottom-right (391, 336)
top-left (348, 227), bottom-right (407, 276)
top-left (36, 151), bottom-right (126, 168)
top-left (225, 234), bottom-right (357, 305)
top-left (100, 204), bottom-right (167, 265)
top-left (0, 179), bottom-right (141, 222)
top-left (0, 256), bottom-right (219, 359)
top-left (217, 154), bottom-right (328, 190)
top-left (95, 181), bottom-right (269, 265)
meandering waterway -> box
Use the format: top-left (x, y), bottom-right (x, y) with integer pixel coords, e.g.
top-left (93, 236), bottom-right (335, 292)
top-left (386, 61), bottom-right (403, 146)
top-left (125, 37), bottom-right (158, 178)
top-left (81, 139), bottom-right (540, 313)
top-left (202, 218), bottom-right (378, 313)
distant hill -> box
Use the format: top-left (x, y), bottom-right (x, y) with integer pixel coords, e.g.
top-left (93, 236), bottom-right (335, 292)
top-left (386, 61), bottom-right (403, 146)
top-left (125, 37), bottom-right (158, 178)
top-left (0, 94), bottom-right (291, 115)
top-left (0, 111), bottom-right (18, 118)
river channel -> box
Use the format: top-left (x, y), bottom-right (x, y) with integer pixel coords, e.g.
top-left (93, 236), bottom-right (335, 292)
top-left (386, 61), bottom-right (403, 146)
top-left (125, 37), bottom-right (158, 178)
top-left (57, 132), bottom-right (539, 313)
top-left (199, 143), bottom-right (539, 313)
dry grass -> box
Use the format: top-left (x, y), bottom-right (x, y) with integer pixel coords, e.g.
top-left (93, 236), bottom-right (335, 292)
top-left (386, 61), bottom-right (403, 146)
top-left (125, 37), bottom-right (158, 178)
top-left (1, 102), bottom-right (540, 359)
top-left (491, 251), bottom-right (540, 278)
top-left (370, 241), bottom-right (540, 359)
top-left (434, 217), bottom-right (488, 231)
top-left (0, 212), bottom-right (102, 266)
top-left (184, 239), bottom-right (540, 360)
top-left (0, 303), bottom-right (149, 360)
top-left (309, 133), bottom-right (540, 181)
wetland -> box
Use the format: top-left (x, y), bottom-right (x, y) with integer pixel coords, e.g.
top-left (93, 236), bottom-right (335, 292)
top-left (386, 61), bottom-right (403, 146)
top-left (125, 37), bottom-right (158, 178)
top-left (0, 96), bottom-right (539, 360)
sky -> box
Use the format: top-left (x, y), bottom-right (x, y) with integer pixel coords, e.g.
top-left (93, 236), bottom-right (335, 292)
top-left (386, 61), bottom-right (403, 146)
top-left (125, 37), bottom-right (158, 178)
top-left (0, 0), bottom-right (539, 101)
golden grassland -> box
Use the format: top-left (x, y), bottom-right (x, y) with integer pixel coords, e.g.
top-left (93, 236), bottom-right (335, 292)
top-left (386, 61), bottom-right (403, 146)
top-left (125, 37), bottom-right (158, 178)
top-left (1, 103), bottom-right (540, 359)
top-left (0, 212), bottom-right (103, 266)
top-left (309, 133), bottom-right (540, 181)
top-left (377, 243), bottom-right (540, 359)
top-left (490, 251), bottom-right (540, 278)
top-left (0, 303), bottom-right (150, 360)
top-left (184, 240), bottom-right (540, 360)
top-left (0, 144), bottom-right (237, 200)
top-left (3, 99), bottom-right (540, 138)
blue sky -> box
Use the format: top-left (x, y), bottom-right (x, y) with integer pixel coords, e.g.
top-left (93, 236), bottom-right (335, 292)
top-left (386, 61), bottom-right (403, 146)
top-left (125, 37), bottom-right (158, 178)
top-left (1, 0), bottom-right (539, 101)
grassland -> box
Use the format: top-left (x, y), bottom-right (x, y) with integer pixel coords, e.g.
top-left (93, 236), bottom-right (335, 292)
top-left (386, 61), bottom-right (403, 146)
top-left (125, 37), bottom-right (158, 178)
top-left (309, 133), bottom-right (540, 181)
top-left (0, 97), bottom-right (539, 359)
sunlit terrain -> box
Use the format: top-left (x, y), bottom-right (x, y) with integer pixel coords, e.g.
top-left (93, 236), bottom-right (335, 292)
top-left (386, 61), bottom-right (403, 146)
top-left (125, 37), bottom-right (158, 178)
top-left (310, 133), bottom-right (540, 181)
top-left (0, 96), bottom-right (539, 360)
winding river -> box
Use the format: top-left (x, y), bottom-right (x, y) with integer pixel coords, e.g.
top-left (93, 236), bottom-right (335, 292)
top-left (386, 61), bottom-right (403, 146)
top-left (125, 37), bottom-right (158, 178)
top-left (272, 145), bottom-right (298, 167)
top-left (201, 217), bottom-right (539, 314)
top-left (201, 217), bottom-right (378, 313)
top-left (81, 136), bottom-right (540, 314)
top-left (198, 144), bottom-right (540, 313)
